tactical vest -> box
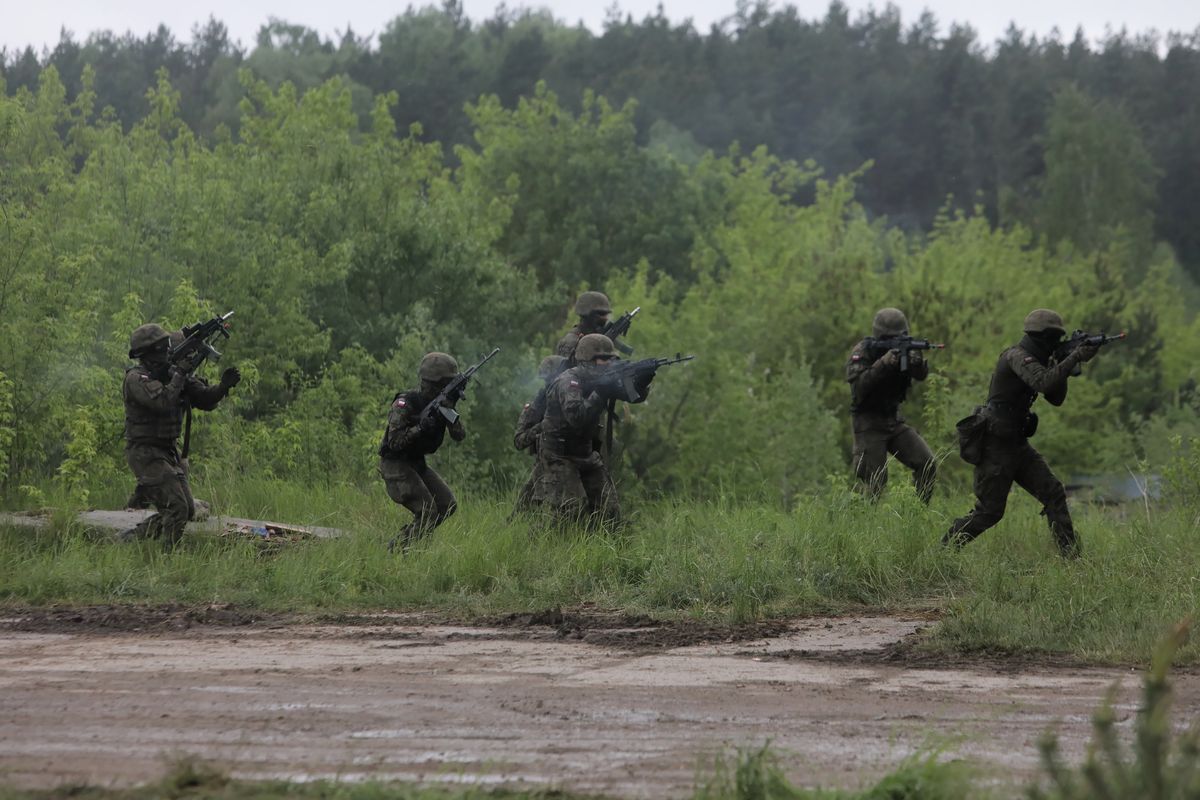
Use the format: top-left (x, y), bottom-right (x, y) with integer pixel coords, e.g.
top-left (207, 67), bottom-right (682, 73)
top-left (850, 341), bottom-right (913, 416)
top-left (379, 390), bottom-right (446, 458)
top-left (123, 366), bottom-right (186, 443)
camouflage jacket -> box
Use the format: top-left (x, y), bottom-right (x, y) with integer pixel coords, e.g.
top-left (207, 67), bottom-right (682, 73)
top-left (983, 337), bottom-right (1080, 437)
top-left (540, 367), bottom-right (607, 458)
top-left (380, 389), bottom-right (465, 460)
top-left (513, 386), bottom-right (549, 454)
top-left (845, 338), bottom-right (928, 416)
top-left (123, 365), bottom-right (227, 445)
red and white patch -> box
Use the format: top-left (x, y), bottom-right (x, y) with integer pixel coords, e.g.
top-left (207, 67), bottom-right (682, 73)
top-left (1023, 357), bottom-right (1035, 364)
top-left (569, 380), bottom-right (580, 388)
top-left (851, 355), bottom-right (862, 362)
top-left (393, 397), bottom-right (407, 408)
top-left (523, 403), bottom-right (531, 409)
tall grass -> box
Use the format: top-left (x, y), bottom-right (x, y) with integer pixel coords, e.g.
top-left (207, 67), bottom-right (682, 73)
top-left (2, 475), bottom-right (1197, 663)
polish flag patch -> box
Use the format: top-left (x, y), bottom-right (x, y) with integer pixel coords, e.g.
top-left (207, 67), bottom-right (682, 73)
top-left (394, 397), bottom-right (407, 407)
top-left (569, 380), bottom-right (580, 387)
top-left (523, 403), bottom-right (531, 409)
top-left (851, 355), bottom-right (862, 362)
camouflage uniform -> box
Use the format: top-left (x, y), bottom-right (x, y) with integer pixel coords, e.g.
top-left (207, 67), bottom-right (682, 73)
top-left (945, 310), bottom-right (1098, 556)
top-left (379, 354), bottom-right (465, 549)
top-left (122, 325), bottom-right (234, 547)
top-left (512, 356), bottom-right (568, 514)
top-left (846, 338), bottom-right (936, 502)
top-left (537, 336), bottom-right (621, 526)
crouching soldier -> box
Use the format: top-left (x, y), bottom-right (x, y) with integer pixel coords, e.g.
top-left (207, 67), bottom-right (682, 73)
top-left (538, 335), bottom-right (640, 527)
top-left (123, 323), bottom-right (240, 547)
top-left (512, 355), bottom-right (569, 515)
top-left (944, 309), bottom-right (1101, 557)
top-left (846, 308), bottom-right (938, 502)
top-left (379, 352), bottom-right (466, 552)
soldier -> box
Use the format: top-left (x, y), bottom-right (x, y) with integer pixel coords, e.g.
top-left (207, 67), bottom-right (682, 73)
top-left (125, 330), bottom-right (193, 512)
top-left (556, 291), bottom-right (613, 365)
top-left (122, 323), bottom-right (240, 547)
top-left (944, 309), bottom-right (1100, 557)
top-left (512, 355), bottom-right (569, 515)
top-left (846, 308), bottom-right (937, 502)
top-left (379, 352), bottom-right (466, 552)
top-left (538, 334), bottom-right (642, 527)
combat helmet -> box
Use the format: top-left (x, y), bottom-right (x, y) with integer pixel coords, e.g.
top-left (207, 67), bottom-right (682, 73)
top-left (128, 323), bottom-right (171, 358)
top-left (576, 333), bottom-right (617, 362)
top-left (1023, 309), bottom-right (1066, 335)
top-left (574, 291), bottom-right (612, 318)
top-left (538, 355), bottom-right (568, 381)
top-left (872, 308), bottom-right (909, 338)
top-left (418, 352), bottom-right (459, 382)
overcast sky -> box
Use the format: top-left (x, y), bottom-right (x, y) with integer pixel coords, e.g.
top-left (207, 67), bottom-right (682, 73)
top-left (2, 0), bottom-right (1196, 55)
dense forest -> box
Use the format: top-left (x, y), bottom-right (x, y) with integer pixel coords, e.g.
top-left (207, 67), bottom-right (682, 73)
top-left (5, 1), bottom-right (1200, 277)
top-left (1, 2), bottom-right (1198, 505)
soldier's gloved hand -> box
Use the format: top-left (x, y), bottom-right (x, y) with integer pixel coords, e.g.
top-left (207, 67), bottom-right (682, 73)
top-left (418, 412), bottom-right (441, 433)
top-left (174, 350), bottom-right (205, 374)
top-left (878, 349), bottom-right (901, 368)
top-left (1075, 343), bottom-right (1100, 363)
top-left (909, 349), bottom-right (924, 365)
top-left (220, 367), bottom-right (242, 389)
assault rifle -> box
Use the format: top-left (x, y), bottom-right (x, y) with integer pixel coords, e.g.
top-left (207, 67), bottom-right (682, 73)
top-left (592, 353), bottom-right (695, 403)
top-left (602, 306), bottom-right (640, 355)
top-left (1054, 330), bottom-right (1126, 376)
top-left (419, 347), bottom-right (501, 427)
top-left (171, 311), bottom-right (234, 371)
top-left (866, 335), bottom-right (945, 372)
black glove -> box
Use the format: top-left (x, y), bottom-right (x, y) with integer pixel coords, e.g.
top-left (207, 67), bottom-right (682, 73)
top-left (418, 411), bottom-right (442, 433)
top-left (174, 350), bottom-right (205, 374)
top-left (220, 367), bottom-right (242, 389)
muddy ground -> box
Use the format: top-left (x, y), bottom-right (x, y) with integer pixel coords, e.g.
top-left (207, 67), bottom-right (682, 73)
top-left (1, 606), bottom-right (1192, 797)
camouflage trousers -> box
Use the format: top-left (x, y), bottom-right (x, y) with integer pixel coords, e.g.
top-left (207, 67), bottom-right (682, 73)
top-left (512, 456), bottom-right (547, 516)
top-left (851, 413), bottom-right (936, 503)
top-left (536, 449), bottom-right (620, 528)
top-left (379, 457), bottom-right (457, 548)
top-left (944, 433), bottom-right (1078, 556)
top-left (124, 441), bottom-right (195, 547)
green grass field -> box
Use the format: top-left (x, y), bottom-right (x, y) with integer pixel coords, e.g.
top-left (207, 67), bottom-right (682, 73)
top-left (1, 475), bottom-right (1197, 664)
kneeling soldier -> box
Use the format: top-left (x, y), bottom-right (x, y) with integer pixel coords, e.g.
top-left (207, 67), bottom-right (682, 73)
top-left (846, 308), bottom-right (937, 502)
top-left (379, 352), bottom-right (466, 551)
top-left (123, 323), bottom-right (240, 547)
top-left (944, 309), bottom-right (1100, 557)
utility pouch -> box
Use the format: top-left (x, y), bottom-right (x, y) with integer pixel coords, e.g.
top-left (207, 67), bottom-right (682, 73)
top-left (956, 406), bottom-right (988, 466)
top-left (1024, 412), bottom-right (1039, 438)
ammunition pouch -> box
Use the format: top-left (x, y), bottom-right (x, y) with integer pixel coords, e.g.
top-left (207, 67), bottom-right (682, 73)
top-left (1024, 411), bottom-right (1039, 438)
top-left (955, 406), bottom-right (988, 466)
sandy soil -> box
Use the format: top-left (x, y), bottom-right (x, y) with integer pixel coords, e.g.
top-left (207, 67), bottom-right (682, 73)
top-left (1, 607), bottom-right (1192, 797)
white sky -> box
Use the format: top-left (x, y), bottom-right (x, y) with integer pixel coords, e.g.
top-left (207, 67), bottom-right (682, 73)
top-left (2, 0), bottom-right (1196, 55)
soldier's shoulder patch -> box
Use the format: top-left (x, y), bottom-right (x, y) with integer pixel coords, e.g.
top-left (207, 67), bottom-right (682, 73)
top-left (523, 403), bottom-right (531, 409)
top-left (569, 380), bottom-right (580, 387)
top-left (393, 397), bottom-right (407, 408)
top-left (851, 354), bottom-right (862, 362)
top-left (139, 373), bottom-right (151, 380)
top-left (1023, 356), bottom-right (1036, 364)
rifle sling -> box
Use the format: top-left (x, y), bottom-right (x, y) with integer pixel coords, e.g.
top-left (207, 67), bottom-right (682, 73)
top-left (181, 404), bottom-right (193, 459)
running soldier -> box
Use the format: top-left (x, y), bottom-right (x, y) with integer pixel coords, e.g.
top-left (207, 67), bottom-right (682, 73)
top-left (378, 353), bottom-right (466, 552)
top-left (944, 309), bottom-right (1100, 557)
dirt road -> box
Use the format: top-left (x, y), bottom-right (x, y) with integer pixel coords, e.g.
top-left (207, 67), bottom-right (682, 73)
top-left (1, 608), bottom-right (1189, 797)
